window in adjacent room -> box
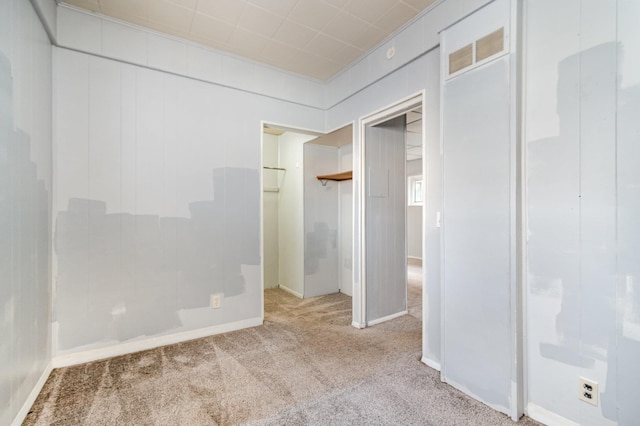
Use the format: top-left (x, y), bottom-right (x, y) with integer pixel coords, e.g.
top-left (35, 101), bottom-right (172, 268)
top-left (408, 175), bottom-right (423, 206)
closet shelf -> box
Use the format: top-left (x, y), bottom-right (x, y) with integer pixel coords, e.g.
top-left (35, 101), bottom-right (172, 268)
top-left (316, 171), bottom-right (352, 184)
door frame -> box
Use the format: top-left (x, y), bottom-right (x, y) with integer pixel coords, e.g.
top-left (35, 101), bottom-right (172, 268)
top-left (357, 91), bottom-right (425, 327)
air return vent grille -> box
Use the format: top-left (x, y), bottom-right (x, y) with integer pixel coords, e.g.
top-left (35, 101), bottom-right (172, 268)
top-left (448, 27), bottom-right (505, 76)
top-left (449, 44), bottom-right (473, 75)
top-left (476, 28), bottom-right (504, 62)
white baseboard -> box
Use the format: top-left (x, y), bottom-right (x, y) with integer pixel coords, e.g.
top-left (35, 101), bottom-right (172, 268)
top-left (53, 316), bottom-right (263, 368)
top-left (351, 321), bottom-right (366, 329)
top-left (527, 403), bottom-right (579, 426)
top-left (367, 310), bottom-right (408, 326)
top-left (421, 356), bottom-right (441, 371)
top-left (278, 284), bottom-right (303, 298)
top-left (444, 376), bottom-right (511, 418)
top-left (12, 361), bottom-right (53, 426)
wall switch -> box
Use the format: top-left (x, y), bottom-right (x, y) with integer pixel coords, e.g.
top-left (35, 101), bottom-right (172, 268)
top-left (210, 293), bottom-right (223, 309)
top-left (578, 377), bottom-right (598, 406)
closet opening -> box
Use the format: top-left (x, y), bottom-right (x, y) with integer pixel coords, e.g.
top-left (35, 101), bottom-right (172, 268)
top-left (261, 122), bottom-right (354, 315)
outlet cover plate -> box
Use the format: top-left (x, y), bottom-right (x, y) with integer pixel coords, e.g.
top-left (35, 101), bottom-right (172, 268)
top-left (210, 293), bottom-right (223, 309)
top-left (578, 377), bottom-right (598, 406)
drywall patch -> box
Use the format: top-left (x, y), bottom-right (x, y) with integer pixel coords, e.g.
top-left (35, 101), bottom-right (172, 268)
top-left (54, 167), bottom-right (260, 352)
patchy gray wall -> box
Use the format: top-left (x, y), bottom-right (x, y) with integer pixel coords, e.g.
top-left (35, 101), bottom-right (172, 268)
top-left (304, 143), bottom-right (339, 298)
top-left (53, 48), bottom-right (323, 355)
top-left (525, 0), bottom-right (640, 423)
top-left (0, 0), bottom-right (53, 423)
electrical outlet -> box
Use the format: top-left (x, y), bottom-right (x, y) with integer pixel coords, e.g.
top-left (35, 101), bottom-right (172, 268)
top-left (578, 377), bottom-right (598, 406)
top-left (210, 294), bottom-right (222, 309)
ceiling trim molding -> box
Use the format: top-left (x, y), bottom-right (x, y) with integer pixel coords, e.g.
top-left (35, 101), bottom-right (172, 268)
top-left (38, 1), bottom-right (493, 114)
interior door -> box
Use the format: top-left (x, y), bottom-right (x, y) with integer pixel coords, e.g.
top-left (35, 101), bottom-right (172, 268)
top-left (365, 114), bottom-right (407, 324)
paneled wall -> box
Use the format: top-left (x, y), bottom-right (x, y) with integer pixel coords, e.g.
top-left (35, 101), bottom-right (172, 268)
top-left (48, 0), bottom-right (477, 370)
top-left (304, 144), bottom-right (340, 298)
top-left (421, 51), bottom-right (443, 371)
top-left (365, 115), bottom-right (407, 324)
top-left (276, 132), bottom-right (317, 298)
top-left (525, 1), bottom-right (640, 424)
top-left (53, 48), bottom-right (324, 358)
top-left (339, 144), bottom-right (353, 296)
top-left (0, 0), bottom-right (53, 424)
top-left (56, 0), bottom-right (495, 111)
top-left (262, 133), bottom-right (279, 289)
top-left (56, 6), bottom-right (325, 109)
top-left (440, 0), bottom-right (516, 417)
top-left (20, 0), bottom-right (639, 424)
top-left (407, 158), bottom-right (423, 259)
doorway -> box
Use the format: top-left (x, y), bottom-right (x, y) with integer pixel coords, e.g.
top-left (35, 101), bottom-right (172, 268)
top-left (261, 122), bottom-right (354, 308)
top-left (261, 125), bottom-right (317, 300)
top-left (358, 94), bottom-right (424, 327)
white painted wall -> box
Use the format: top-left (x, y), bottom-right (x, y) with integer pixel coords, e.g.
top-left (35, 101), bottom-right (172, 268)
top-left (38, 0), bottom-right (486, 376)
top-left (29, 0), bottom-right (56, 40)
top-left (304, 144), bottom-right (340, 298)
top-left (55, 5), bottom-right (325, 109)
top-left (407, 158), bottom-right (423, 259)
top-left (276, 132), bottom-right (317, 297)
top-left (339, 144), bottom-right (353, 296)
top-left (325, 0), bottom-right (495, 108)
top-left (323, 0), bottom-right (487, 375)
top-left (262, 133), bottom-right (279, 289)
top-left (53, 48), bottom-right (323, 357)
top-left (440, 0), bottom-right (517, 417)
top-left (18, 0), bottom-right (638, 424)
top-left (422, 61), bottom-right (442, 370)
top-left (326, 47), bottom-right (442, 366)
top-left (525, 1), bottom-right (640, 424)
top-left (0, 1), bottom-right (53, 424)
top-left (54, 0), bottom-right (495, 111)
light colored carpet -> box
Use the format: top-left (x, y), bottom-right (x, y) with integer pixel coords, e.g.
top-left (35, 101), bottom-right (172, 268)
top-left (407, 261), bottom-right (422, 321)
top-left (25, 289), bottom-right (539, 425)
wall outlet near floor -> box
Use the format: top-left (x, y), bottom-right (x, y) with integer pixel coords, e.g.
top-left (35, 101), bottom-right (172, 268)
top-left (578, 377), bottom-right (598, 406)
top-left (210, 293), bottom-right (223, 309)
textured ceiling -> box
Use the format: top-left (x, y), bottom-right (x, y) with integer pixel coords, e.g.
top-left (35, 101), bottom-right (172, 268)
top-left (60, 0), bottom-right (438, 80)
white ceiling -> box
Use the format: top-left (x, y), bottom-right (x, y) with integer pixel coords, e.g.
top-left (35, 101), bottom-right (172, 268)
top-left (60, 0), bottom-right (438, 80)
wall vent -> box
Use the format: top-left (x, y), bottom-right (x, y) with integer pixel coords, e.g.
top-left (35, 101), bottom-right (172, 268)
top-left (447, 27), bottom-right (506, 77)
top-left (476, 27), bottom-right (504, 62)
top-left (449, 44), bottom-right (473, 75)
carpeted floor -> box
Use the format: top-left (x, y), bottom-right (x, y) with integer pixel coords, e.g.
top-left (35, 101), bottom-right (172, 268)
top-left (407, 261), bottom-right (422, 321)
top-left (25, 288), bottom-right (539, 425)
